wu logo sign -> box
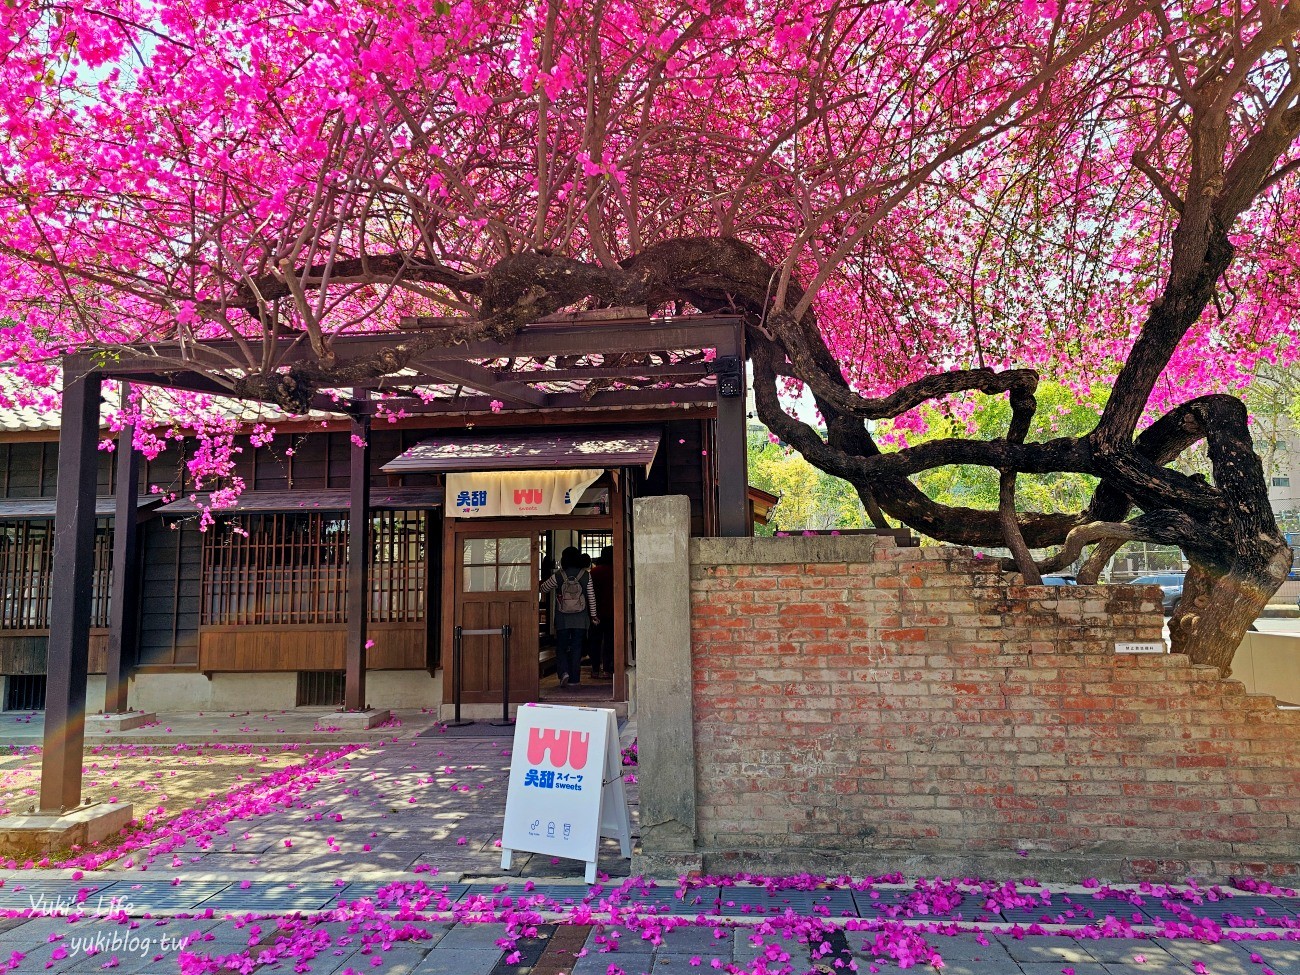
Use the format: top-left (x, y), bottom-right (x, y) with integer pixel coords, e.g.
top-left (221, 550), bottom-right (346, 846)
top-left (527, 728), bottom-right (591, 770)
top-left (514, 489), bottom-right (543, 505)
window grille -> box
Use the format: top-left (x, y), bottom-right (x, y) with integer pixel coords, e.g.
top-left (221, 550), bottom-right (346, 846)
top-left (296, 670), bottom-right (345, 706)
top-left (0, 519), bottom-right (112, 630)
top-left (578, 531), bottom-right (613, 561)
top-left (5, 675), bottom-right (46, 711)
top-left (201, 510), bottom-right (425, 626)
top-left (368, 510), bottom-right (426, 623)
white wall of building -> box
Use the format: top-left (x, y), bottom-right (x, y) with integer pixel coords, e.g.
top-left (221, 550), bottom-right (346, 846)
top-left (124, 670), bottom-right (443, 712)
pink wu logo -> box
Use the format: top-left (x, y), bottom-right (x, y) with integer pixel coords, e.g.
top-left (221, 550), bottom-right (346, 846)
top-left (526, 727), bottom-right (591, 770)
top-left (513, 488), bottom-right (543, 506)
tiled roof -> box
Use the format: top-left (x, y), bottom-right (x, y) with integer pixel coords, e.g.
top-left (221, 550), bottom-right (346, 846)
top-left (158, 486), bottom-right (441, 514)
top-left (0, 370), bottom-right (341, 434)
top-left (381, 428), bottom-right (663, 474)
top-left (0, 497), bottom-right (161, 518)
top-left (0, 371), bottom-right (65, 433)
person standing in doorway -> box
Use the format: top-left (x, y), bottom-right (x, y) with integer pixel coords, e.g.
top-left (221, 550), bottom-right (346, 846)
top-left (589, 546), bottom-right (615, 679)
top-left (540, 546), bottom-right (598, 687)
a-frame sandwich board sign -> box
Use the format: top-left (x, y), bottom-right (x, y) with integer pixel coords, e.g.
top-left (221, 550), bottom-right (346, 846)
top-left (501, 704), bottom-right (632, 883)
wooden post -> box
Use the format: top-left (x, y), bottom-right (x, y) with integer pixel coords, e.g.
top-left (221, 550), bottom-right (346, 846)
top-left (715, 375), bottom-right (749, 538)
top-left (104, 384), bottom-right (140, 715)
top-left (611, 471), bottom-right (627, 702)
top-left (41, 364), bottom-right (102, 812)
top-left (344, 397), bottom-right (371, 712)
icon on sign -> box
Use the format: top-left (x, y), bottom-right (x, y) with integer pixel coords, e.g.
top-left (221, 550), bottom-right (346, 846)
top-left (563, 824), bottom-right (571, 840)
top-left (529, 819), bottom-right (540, 837)
top-left (547, 822), bottom-right (556, 838)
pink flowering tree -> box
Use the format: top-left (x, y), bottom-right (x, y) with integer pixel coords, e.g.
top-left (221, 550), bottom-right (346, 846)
top-left (3, 0), bottom-right (1300, 671)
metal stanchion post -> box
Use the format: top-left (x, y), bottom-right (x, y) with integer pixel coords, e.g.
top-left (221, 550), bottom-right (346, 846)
top-left (446, 624), bottom-right (474, 727)
top-left (491, 624), bottom-right (514, 727)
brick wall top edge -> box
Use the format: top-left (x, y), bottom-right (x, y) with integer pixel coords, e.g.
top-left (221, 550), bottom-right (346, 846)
top-left (691, 534), bottom-right (909, 566)
top-left (690, 537), bottom-right (1163, 601)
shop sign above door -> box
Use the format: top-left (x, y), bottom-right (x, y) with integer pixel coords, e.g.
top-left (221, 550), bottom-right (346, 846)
top-left (447, 469), bottom-right (602, 518)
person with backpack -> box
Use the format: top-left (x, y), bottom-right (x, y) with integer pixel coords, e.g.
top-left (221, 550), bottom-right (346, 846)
top-left (589, 546), bottom-right (615, 679)
top-left (540, 546), bottom-right (599, 687)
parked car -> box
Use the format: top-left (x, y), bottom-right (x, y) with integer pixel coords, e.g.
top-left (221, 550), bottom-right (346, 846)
top-left (1042, 575), bottom-right (1077, 586)
top-left (1131, 572), bottom-right (1185, 615)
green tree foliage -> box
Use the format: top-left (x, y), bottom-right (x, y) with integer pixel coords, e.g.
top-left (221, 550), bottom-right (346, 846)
top-left (747, 432), bottom-right (868, 536)
top-left (880, 382), bottom-right (1108, 520)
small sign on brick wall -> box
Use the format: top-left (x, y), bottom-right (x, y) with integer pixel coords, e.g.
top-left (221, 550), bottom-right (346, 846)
top-left (1115, 641), bottom-right (1166, 654)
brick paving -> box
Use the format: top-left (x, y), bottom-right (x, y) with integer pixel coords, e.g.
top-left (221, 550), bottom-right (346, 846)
top-left (0, 908), bottom-right (1294, 974)
top-left (0, 718), bottom-right (1293, 973)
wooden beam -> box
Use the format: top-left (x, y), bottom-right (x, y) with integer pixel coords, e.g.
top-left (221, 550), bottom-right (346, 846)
top-left (341, 360), bottom-right (708, 389)
top-left (400, 306), bottom-right (649, 329)
top-left (415, 360), bottom-right (548, 407)
top-left (130, 404), bottom-right (716, 437)
top-left (345, 393), bottom-right (371, 712)
top-left (41, 365), bottom-right (102, 812)
top-left (95, 317), bottom-right (743, 373)
top-left (491, 362), bottom-right (709, 383)
top-left (104, 385), bottom-right (141, 715)
top-left (535, 306), bottom-right (649, 323)
top-left (121, 371), bottom-right (348, 416)
top-left (405, 320), bottom-right (741, 361)
top-left (364, 386), bottom-right (718, 417)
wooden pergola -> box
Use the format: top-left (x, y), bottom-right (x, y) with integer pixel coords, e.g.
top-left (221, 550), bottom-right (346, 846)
top-left (41, 313), bottom-right (747, 813)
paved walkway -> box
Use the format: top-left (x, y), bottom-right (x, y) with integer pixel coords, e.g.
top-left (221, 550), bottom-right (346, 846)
top-left (0, 715), bottom-right (1294, 973)
top-left (0, 882), bottom-right (1293, 974)
top-left (0, 915), bottom-right (1294, 975)
top-left (0, 708), bottom-right (431, 745)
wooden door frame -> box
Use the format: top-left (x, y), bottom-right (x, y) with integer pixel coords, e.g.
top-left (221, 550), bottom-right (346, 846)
top-left (439, 472), bottom-right (628, 701)
top-left (447, 527), bottom-right (539, 703)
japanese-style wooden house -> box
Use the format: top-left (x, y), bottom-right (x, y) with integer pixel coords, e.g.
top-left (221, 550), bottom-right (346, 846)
top-left (0, 314), bottom-right (757, 742)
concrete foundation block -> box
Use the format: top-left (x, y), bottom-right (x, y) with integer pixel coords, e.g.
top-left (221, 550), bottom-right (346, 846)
top-left (330, 709), bottom-right (391, 730)
top-left (87, 712), bottom-right (156, 733)
top-left (435, 702), bottom-right (628, 722)
top-left (631, 851), bottom-right (705, 879)
top-left (0, 802), bottom-right (133, 855)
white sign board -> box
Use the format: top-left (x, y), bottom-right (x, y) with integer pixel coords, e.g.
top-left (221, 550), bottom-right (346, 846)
top-left (447, 469), bottom-right (602, 518)
top-left (1115, 642), bottom-right (1167, 654)
top-left (500, 704), bottom-right (632, 882)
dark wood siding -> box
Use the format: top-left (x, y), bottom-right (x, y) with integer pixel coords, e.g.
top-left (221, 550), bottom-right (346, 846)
top-left (0, 632), bottom-right (109, 675)
top-left (642, 419), bottom-right (710, 536)
top-left (0, 441), bottom-right (122, 499)
top-left (170, 430), bottom-right (440, 497)
top-left (137, 520), bottom-right (201, 668)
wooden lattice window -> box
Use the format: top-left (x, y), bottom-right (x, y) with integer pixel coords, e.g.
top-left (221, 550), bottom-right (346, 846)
top-left (201, 510), bottom-right (425, 626)
top-left (369, 510), bottom-right (426, 623)
top-left (0, 519), bottom-right (112, 630)
top-left (578, 531), bottom-right (613, 561)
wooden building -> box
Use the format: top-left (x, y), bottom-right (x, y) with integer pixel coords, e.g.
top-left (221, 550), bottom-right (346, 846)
top-left (0, 315), bottom-right (753, 798)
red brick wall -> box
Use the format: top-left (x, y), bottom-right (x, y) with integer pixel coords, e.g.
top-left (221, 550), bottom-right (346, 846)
top-left (689, 536), bottom-right (1300, 881)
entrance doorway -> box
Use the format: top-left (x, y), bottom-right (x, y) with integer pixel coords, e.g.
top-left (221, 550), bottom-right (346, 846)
top-left (442, 478), bottom-right (628, 706)
top-left (451, 533), bottom-right (539, 704)
top-left (535, 528), bottom-right (617, 703)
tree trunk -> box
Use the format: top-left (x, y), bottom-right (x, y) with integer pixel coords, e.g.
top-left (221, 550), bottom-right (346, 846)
top-left (1170, 549), bottom-right (1291, 676)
